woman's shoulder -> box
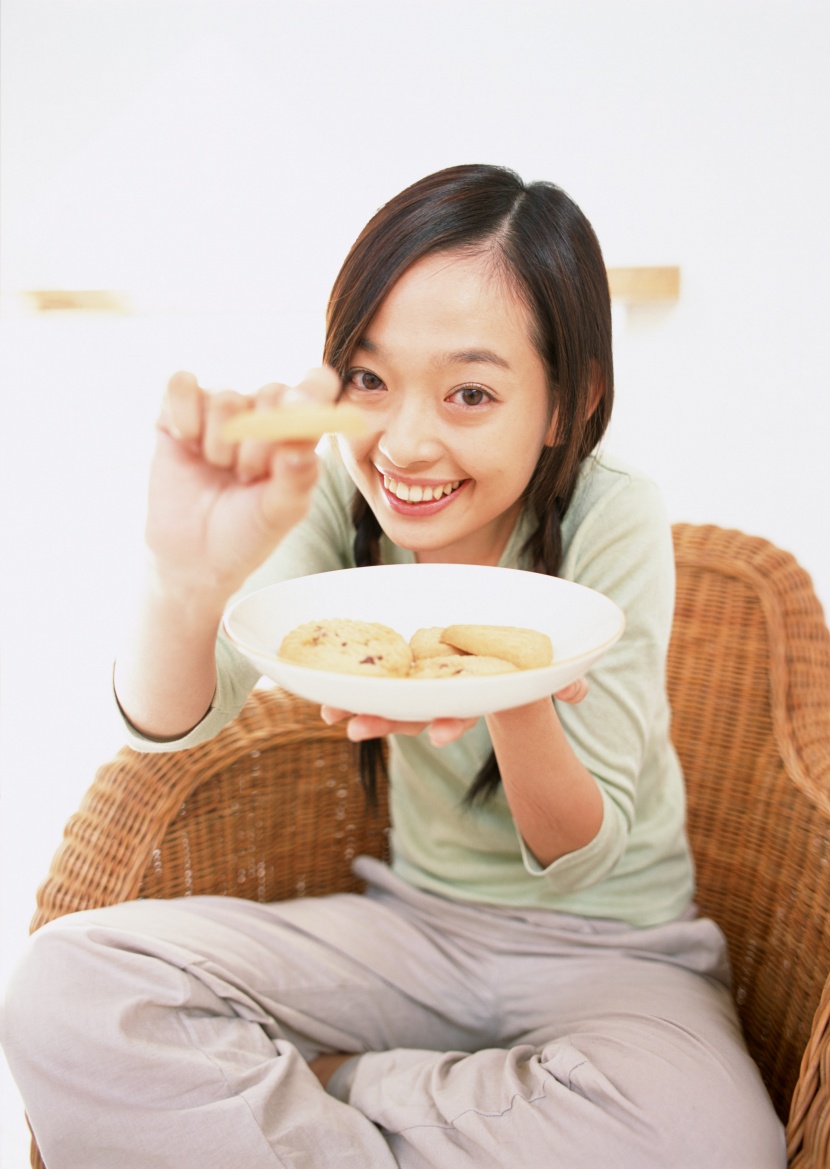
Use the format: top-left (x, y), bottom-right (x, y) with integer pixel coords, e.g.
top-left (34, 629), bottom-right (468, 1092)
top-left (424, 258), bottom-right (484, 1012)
top-left (565, 450), bottom-right (667, 538)
top-left (560, 450), bottom-right (673, 589)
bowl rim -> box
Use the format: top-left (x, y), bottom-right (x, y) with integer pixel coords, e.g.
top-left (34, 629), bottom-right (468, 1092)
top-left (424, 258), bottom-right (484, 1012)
top-left (222, 564), bottom-right (627, 679)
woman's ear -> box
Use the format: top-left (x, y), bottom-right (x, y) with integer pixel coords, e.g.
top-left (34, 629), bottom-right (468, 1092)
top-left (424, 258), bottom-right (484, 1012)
top-left (543, 408), bottom-right (558, 447)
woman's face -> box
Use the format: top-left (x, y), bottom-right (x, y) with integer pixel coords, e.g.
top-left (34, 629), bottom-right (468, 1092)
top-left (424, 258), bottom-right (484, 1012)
top-left (337, 251), bottom-right (555, 566)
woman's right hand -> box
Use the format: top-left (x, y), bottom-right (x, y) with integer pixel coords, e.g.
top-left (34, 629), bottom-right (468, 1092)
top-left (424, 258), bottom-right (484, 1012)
top-left (114, 365), bottom-right (341, 741)
top-left (146, 366), bottom-right (341, 606)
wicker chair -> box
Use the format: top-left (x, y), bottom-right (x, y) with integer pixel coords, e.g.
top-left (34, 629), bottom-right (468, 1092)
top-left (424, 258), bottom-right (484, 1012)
top-left (26, 523), bottom-right (830, 1169)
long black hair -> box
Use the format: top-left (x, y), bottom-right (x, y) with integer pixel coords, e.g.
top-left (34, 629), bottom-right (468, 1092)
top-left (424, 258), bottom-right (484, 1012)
top-left (323, 164), bottom-right (613, 805)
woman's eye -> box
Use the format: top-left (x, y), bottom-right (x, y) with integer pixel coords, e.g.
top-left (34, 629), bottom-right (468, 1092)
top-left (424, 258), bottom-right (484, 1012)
top-left (451, 385), bottom-right (492, 408)
top-left (346, 369), bottom-right (385, 392)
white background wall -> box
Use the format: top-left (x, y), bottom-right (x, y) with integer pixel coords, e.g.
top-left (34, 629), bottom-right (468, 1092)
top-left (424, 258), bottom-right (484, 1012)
top-left (2, 1), bottom-right (828, 1162)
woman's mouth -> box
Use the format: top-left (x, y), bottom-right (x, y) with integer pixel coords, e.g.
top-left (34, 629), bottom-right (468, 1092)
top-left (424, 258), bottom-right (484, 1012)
top-left (383, 474), bottom-right (461, 502)
top-left (379, 472), bottom-right (467, 514)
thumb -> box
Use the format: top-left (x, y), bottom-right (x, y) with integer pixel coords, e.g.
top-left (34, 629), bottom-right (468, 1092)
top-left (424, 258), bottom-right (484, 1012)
top-left (554, 678), bottom-right (589, 704)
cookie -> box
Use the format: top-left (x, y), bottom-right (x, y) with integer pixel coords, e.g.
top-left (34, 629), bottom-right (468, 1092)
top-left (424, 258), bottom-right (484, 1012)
top-left (278, 619), bottom-right (412, 676)
top-left (409, 655), bottom-right (518, 679)
top-left (409, 626), bottom-right (467, 661)
top-left (222, 402), bottom-right (367, 443)
top-left (440, 624), bottom-right (553, 670)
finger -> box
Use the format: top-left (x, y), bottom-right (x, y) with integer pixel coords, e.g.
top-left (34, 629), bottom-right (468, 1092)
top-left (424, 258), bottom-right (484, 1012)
top-left (320, 705), bottom-right (350, 725)
top-left (203, 390), bottom-right (250, 468)
top-left (283, 365), bottom-right (342, 407)
top-left (428, 717), bottom-right (479, 746)
top-left (554, 678), bottom-right (589, 704)
top-left (159, 371), bottom-right (204, 446)
top-left (236, 382), bottom-right (290, 483)
top-left (255, 441), bottom-right (320, 535)
top-left (344, 715), bottom-right (430, 742)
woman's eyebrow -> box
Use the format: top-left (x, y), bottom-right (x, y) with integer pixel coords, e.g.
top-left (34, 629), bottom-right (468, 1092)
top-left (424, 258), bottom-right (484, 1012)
top-left (437, 348), bottom-right (512, 370)
top-left (355, 338), bottom-right (511, 371)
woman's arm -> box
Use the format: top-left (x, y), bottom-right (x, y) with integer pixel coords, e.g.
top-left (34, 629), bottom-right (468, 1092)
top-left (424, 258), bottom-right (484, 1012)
top-left (114, 368), bottom-right (339, 741)
top-left (113, 563), bottom-right (227, 741)
top-left (326, 679), bottom-right (597, 868)
top-left (485, 690), bottom-right (603, 867)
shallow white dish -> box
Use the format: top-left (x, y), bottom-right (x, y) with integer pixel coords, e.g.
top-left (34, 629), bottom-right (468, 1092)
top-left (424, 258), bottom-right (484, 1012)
top-left (223, 564), bottom-right (625, 721)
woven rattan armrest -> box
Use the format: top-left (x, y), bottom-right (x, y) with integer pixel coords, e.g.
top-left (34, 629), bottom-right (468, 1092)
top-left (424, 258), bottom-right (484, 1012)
top-left (31, 687), bottom-right (389, 933)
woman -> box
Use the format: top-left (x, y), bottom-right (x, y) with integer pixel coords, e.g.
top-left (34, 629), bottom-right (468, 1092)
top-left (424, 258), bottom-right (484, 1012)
top-left (1, 165), bottom-right (786, 1168)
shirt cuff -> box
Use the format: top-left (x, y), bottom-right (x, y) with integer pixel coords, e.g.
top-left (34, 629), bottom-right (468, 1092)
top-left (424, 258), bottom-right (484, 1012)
top-left (516, 787), bottom-right (628, 893)
top-left (113, 638), bottom-right (260, 754)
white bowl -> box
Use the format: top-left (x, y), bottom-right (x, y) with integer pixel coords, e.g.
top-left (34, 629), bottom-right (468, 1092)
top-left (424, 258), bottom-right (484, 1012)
top-left (223, 564), bottom-right (625, 721)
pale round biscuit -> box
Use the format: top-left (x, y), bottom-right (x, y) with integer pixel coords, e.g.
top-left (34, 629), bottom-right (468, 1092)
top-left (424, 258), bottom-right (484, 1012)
top-left (409, 626), bottom-right (467, 661)
top-left (441, 624), bottom-right (553, 670)
top-left (278, 619), bottom-right (412, 676)
top-left (222, 402), bottom-right (367, 443)
top-left (409, 655), bottom-right (518, 679)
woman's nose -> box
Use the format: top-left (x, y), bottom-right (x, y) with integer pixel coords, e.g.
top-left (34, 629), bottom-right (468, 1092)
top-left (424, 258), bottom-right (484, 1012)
top-left (376, 396), bottom-right (442, 468)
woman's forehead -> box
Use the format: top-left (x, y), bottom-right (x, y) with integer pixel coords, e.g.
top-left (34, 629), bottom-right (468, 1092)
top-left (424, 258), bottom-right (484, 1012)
top-left (360, 252), bottom-right (535, 362)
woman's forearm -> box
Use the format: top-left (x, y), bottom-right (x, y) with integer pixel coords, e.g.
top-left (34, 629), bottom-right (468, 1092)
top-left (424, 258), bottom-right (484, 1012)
top-left (113, 563), bottom-right (226, 742)
top-left (485, 698), bottom-right (603, 868)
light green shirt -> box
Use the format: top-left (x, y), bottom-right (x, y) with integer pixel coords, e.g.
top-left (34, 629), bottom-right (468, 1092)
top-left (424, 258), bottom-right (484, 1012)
top-left (123, 443), bottom-right (694, 927)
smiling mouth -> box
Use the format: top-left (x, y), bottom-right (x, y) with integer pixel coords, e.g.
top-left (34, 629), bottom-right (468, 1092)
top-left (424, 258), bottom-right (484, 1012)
top-left (382, 474), bottom-right (462, 503)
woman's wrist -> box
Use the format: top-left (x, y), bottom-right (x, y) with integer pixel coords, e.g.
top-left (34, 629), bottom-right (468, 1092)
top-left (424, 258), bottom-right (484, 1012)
top-left (486, 695), bottom-right (554, 729)
top-left (486, 697), bottom-right (603, 867)
top-left (143, 555), bottom-right (233, 631)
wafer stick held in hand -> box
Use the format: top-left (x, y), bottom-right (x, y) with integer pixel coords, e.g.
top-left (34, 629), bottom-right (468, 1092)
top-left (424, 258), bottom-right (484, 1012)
top-left (221, 402), bottom-right (367, 444)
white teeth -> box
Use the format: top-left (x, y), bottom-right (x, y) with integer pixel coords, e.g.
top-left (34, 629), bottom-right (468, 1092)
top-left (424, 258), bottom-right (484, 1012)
top-left (384, 475), bottom-right (460, 503)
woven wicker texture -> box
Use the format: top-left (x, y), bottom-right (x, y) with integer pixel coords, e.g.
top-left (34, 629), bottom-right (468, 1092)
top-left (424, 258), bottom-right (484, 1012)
top-left (667, 525), bottom-right (830, 1167)
top-left (26, 523), bottom-right (830, 1169)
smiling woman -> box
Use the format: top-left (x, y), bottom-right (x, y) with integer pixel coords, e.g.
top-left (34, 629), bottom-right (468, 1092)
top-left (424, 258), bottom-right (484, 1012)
top-left (0, 164), bottom-right (786, 1169)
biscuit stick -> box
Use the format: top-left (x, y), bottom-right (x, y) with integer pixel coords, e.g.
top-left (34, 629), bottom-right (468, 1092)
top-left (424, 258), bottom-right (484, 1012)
top-left (222, 402), bottom-right (367, 443)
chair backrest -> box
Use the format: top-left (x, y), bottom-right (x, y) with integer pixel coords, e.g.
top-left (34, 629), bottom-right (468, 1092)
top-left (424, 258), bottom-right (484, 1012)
top-left (668, 523), bottom-right (830, 1145)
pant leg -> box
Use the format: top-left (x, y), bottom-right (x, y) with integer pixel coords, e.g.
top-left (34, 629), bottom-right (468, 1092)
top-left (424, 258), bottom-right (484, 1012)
top-left (333, 872), bottom-right (787, 1169)
top-left (0, 889), bottom-right (492, 1169)
top-left (2, 863), bottom-right (787, 1169)
top-left (345, 976), bottom-right (785, 1169)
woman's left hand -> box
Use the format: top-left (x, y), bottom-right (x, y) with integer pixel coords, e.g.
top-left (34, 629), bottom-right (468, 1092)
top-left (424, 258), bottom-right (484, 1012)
top-left (321, 707), bottom-right (476, 746)
top-left (321, 678), bottom-right (588, 747)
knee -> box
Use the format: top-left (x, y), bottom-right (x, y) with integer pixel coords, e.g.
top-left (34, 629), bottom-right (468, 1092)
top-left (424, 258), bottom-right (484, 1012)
top-left (539, 1032), bottom-right (786, 1169)
top-left (3, 922), bottom-right (77, 1053)
top-left (649, 1059), bottom-right (785, 1169)
top-left (1, 913), bottom-right (115, 1074)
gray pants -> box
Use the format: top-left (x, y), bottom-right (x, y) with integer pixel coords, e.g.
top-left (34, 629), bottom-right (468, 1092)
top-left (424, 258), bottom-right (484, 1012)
top-left (1, 856), bottom-right (785, 1168)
